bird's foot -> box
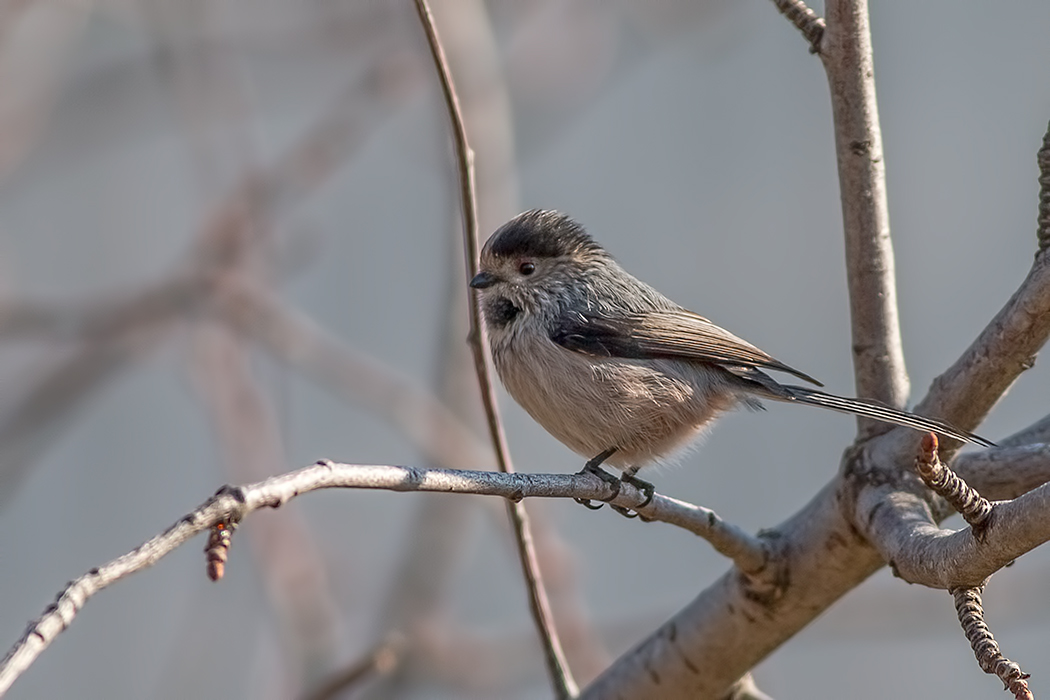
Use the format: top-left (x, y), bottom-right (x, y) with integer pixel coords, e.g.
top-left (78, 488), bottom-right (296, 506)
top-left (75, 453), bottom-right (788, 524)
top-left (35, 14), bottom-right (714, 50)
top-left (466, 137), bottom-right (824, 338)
top-left (622, 473), bottom-right (655, 509)
top-left (574, 456), bottom-right (620, 510)
top-left (610, 473), bottom-right (655, 520)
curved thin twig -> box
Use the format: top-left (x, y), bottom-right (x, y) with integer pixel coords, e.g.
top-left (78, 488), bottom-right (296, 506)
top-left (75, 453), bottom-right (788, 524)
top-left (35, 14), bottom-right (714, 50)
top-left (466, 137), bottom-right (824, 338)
top-left (952, 587), bottom-right (1032, 699)
top-left (411, 0), bottom-right (577, 697)
top-left (914, 434), bottom-right (993, 534)
top-left (1037, 119), bottom-right (1050, 252)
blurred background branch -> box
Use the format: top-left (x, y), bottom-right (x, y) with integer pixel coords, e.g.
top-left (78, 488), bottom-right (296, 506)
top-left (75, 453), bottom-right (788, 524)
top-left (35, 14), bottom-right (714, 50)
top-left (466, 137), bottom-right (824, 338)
top-left (0, 1), bottom-right (1047, 699)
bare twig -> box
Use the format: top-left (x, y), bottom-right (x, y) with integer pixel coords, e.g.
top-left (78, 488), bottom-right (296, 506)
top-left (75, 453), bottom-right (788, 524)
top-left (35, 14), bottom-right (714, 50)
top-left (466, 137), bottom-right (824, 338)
top-left (769, 0), bottom-right (825, 53)
top-left (361, 0), bottom-right (529, 686)
top-left (411, 0), bottom-right (577, 697)
top-left (192, 323), bottom-right (344, 690)
top-left (0, 460), bottom-right (769, 695)
top-left (821, 0), bottom-right (909, 430)
top-left (229, 276), bottom-right (609, 692)
top-left (525, 512), bottom-right (613, 683)
top-left (1037, 119), bottom-right (1050, 251)
top-left (204, 518), bottom-right (236, 581)
top-left (914, 433), bottom-right (993, 534)
top-left (952, 587), bottom-right (1032, 700)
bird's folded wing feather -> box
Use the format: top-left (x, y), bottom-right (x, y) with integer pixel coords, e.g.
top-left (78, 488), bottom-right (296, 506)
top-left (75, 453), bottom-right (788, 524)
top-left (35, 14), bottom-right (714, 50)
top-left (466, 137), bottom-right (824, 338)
top-left (550, 308), bottom-right (824, 387)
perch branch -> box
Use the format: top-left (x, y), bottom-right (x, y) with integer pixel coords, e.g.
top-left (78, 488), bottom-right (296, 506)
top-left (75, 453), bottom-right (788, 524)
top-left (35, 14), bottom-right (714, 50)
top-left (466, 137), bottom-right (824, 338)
top-left (0, 460), bottom-right (768, 695)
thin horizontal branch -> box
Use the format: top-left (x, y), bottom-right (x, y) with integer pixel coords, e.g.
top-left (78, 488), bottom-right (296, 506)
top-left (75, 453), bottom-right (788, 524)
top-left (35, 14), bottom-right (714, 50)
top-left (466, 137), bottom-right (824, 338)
top-left (997, 412), bottom-right (1050, 448)
top-left (953, 443), bottom-right (1050, 501)
top-left (0, 461), bottom-right (768, 695)
top-left (951, 412), bottom-right (1050, 501)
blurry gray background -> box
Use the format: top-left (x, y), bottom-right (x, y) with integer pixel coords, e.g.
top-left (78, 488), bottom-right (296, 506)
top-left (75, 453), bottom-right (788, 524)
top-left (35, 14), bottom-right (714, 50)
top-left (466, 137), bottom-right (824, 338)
top-left (1, 0), bottom-right (1048, 698)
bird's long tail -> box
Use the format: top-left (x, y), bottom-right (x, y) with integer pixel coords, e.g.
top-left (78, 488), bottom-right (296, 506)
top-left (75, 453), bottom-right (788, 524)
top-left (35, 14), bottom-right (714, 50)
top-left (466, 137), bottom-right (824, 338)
top-left (770, 385), bottom-right (995, 447)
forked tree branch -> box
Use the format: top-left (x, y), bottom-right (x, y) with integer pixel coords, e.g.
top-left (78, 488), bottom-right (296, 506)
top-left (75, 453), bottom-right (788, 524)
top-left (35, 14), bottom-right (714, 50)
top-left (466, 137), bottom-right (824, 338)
top-left (577, 5), bottom-right (1050, 699)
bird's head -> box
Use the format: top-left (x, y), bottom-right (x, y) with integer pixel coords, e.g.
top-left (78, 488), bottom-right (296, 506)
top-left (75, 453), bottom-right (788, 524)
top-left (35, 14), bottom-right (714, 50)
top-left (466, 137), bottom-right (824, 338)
top-left (470, 210), bottom-right (609, 327)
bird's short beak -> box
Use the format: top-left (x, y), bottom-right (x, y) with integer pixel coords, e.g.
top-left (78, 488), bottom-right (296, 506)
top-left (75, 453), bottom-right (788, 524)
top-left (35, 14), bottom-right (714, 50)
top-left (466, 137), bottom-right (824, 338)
top-left (470, 271), bottom-right (499, 289)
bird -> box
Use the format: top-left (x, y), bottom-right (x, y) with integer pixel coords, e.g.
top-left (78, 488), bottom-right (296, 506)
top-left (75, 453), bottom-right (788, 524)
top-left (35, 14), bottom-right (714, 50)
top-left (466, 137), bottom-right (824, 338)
top-left (469, 209), bottom-right (992, 514)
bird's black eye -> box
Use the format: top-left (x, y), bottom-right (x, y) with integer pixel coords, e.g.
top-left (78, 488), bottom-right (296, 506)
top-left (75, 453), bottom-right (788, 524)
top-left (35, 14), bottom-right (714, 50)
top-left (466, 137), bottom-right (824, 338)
top-left (519, 262), bottom-right (536, 276)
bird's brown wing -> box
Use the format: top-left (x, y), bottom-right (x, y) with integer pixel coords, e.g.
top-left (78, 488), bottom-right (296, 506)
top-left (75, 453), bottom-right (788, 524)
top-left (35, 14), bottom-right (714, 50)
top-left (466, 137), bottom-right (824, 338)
top-left (550, 308), bottom-right (823, 387)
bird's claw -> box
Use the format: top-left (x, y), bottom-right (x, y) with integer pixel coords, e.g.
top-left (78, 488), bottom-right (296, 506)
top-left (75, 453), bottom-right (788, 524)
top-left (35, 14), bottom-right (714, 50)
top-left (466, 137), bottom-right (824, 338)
top-left (574, 458), bottom-right (655, 520)
top-left (622, 473), bottom-right (655, 510)
top-left (574, 497), bottom-right (606, 510)
top-left (574, 460), bottom-right (621, 511)
top-left (606, 474), bottom-right (655, 519)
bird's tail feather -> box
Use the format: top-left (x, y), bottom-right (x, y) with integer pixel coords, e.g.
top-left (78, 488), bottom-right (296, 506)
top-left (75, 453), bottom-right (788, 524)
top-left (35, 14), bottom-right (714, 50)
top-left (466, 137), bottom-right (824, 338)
top-left (770, 385), bottom-right (995, 447)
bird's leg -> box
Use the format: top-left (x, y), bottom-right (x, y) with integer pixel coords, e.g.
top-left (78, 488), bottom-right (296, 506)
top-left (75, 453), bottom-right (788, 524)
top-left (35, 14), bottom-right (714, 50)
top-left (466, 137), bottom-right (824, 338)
top-left (574, 447), bottom-right (620, 510)
top-left (610, 465), bottom-right (655, 519)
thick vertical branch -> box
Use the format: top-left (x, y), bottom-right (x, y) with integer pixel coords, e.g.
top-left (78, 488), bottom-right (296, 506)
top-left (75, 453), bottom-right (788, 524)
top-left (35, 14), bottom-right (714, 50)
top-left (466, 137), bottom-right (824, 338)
top-left (821, 0), bottom-right (909, 434)
top-left (412, 1), bottom-right (578, 697)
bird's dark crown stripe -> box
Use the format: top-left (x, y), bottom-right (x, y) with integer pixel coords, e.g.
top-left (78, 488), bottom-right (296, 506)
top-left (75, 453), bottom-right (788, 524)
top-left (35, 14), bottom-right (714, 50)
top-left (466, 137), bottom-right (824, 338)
top-left (487, 210), bottom-right (605, 259)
